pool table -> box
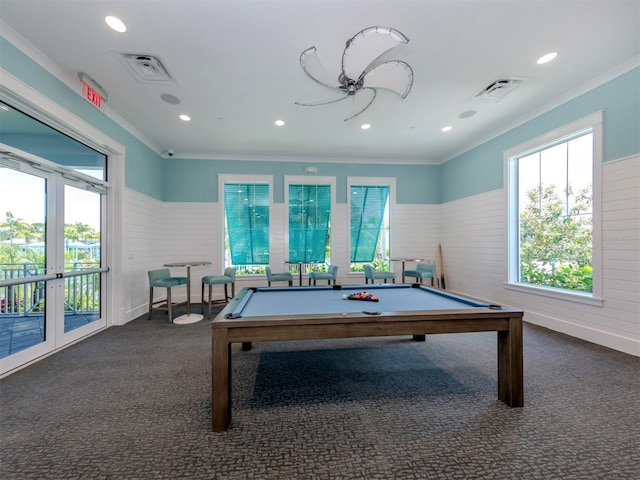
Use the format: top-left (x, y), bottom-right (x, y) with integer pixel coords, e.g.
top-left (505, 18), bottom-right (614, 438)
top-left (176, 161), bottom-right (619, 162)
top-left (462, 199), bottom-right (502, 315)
top-left (211, 284), bottom-right (524, 432)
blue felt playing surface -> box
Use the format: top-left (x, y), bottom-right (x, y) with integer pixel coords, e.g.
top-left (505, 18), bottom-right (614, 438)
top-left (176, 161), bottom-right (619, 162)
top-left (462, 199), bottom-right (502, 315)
top-left (233, 285), bottom-right (487, 318)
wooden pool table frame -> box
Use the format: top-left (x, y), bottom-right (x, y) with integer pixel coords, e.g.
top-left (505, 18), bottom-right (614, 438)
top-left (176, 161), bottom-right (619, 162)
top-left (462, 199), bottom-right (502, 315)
top-left (211, 286), bottom-right (524, 432)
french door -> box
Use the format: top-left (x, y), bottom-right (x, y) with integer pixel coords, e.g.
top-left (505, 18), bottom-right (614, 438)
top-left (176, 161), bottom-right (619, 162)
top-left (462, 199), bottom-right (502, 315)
top-left (0, 148), bottom-right (108, 375)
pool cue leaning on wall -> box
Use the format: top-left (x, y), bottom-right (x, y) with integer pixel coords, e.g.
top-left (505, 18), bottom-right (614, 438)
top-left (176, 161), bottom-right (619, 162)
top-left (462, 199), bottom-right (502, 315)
top-left (438, 244), bottom-right (446, 290)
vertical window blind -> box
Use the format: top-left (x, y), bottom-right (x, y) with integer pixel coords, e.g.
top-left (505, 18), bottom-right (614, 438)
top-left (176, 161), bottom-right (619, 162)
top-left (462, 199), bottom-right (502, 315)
top-left (350, 185), bottom-right (389, 262)
top-left (288, 184), bottom-right (331, 262)
top-left (224, 183), bottom-right (270, 265)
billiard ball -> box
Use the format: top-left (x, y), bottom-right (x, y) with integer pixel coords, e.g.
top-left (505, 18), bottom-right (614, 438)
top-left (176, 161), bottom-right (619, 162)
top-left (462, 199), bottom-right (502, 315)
top-left (342, 294), bottom-right (347, 299)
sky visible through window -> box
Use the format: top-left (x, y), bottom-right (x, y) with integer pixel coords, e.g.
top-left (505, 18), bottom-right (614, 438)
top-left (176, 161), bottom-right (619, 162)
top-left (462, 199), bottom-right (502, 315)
top-left (0, 168), bottom-right (100, 230)
top-left (518, 133), bottom-right (592, 215)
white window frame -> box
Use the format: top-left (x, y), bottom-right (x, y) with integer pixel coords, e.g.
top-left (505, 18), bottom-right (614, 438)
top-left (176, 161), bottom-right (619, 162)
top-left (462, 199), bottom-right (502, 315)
top-left (504, 111), bottom-right (603, 305)
top-left (347, 176), bottom-right (396, 275)
top-left (218, 174), bottom-right (273, 274)
top-left (284, 175), bottom-right (336, 266)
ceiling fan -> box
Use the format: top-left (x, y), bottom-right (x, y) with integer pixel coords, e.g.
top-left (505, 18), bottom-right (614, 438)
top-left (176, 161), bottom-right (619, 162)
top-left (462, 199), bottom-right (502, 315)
top-left (295, 26), bottom-right (414, 121)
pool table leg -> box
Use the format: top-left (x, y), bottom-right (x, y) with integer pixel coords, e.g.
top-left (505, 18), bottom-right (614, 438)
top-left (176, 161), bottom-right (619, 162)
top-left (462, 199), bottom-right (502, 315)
top-left (212, 328), bottom-right (232, 432)
top-left (497, 316), bottom-right (524, 407)
top-left (412, 334), bottom-right (426, 342)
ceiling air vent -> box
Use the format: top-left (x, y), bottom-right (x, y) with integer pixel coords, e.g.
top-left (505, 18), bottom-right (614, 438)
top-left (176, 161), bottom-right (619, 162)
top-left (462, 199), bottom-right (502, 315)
top-left (475, 78), bottom-right (523, 102)
top-left (118, 53), bottom-right (174, 84)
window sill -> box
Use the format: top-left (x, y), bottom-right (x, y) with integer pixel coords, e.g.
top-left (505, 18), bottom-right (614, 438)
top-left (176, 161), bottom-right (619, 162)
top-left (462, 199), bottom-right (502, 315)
top-left (503, 282), bottom-right (604, 307)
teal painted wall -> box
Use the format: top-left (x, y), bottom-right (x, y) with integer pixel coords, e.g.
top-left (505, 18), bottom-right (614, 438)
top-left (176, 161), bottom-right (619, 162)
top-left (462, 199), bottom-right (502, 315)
top-left (0, 37), bottom-right (165, 200)
top-left (440, 67), bottom-right (640, 203)
top-left (163, 159), bottom-right (440, 204)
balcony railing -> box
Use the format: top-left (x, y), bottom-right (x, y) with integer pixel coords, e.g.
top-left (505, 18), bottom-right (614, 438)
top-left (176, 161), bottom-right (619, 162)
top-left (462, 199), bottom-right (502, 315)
top-left (0, 262), bottom-right (101, 316)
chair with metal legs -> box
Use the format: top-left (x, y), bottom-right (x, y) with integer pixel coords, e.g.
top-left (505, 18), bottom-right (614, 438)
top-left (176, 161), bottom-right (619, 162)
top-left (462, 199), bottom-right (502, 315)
top-left (201, 267), bottom-right (236, 315)
top-left (265, 266), bottom-right (293, 286)
top-left (404, 262), bottom-right (436, 286)
top-left (148, 268), bottom-right (188, 323)
top-left (308, 265), bottom-right (339, 285)
top-left (363, 264), bottom-right (396, 284)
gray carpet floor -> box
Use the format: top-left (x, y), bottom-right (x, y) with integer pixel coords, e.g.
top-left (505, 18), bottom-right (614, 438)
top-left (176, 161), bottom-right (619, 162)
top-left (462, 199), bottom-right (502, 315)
top-left (1, 304), bottom-right (638, 480)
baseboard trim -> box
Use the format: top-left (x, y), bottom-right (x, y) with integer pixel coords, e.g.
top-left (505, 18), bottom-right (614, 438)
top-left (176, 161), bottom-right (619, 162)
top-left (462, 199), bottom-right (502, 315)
top-left (524, 311), bottom-right (639, 356)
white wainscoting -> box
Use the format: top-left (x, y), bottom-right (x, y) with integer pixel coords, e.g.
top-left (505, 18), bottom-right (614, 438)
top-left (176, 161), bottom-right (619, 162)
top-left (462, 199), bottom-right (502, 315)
top-left (391, 204), bottom-right (441, 281)
top-left (121, 196), bottom-right (443, 320)
top-left (121, 189), bottom-right (218, 323)
top-left (441, 154), bottom-right (639, 356)
top-left (122, 156), bottom-right (638, 355)
top-left (120, 189), bottom-right (162, 323)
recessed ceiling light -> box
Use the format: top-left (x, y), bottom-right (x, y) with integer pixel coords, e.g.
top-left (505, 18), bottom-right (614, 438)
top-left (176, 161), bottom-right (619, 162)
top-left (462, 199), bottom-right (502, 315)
top-left (361, 124), bottom-right (371, 130)
top-left (179, 114), bottom-right (191, 122)
top-left (441, 126), bottom-right (453, 132)
top-left (105, 16), bottom-right (126, 33)
top-left (274, 120), bottom-right (285, 126)
top-left (537, 52), bottom-right (558, 65)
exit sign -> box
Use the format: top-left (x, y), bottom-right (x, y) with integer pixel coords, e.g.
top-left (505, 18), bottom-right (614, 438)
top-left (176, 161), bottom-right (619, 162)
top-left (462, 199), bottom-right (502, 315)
top-left (81, 80), bottom-right (105, 111)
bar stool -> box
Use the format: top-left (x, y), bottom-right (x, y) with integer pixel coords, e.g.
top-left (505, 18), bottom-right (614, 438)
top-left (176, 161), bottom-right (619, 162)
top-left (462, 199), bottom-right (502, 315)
top-left (404, 262), bottom-right (435, 286)
top-left (363, 264), bottom-right (396, 284)
top-left (148, 268), bottom-right (188, 323)
top-left (265, 266), bottom-right (293, 286)
top-left (309, 265), bottom-right (339, 285)
top-left (201, 267), bottom-right (236, 315)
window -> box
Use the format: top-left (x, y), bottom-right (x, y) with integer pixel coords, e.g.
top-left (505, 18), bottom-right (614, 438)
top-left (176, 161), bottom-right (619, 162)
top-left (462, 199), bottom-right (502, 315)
top-left (224, 182), bottom-right (270, 274)
top-left (507, 112), bottom-right (602, 300)
top-left (288, 184), bottom-right (331, 263)
top-left (348, 178), bottom-right (394, 272)
top-left (0, 113), bottom-right (112, 373)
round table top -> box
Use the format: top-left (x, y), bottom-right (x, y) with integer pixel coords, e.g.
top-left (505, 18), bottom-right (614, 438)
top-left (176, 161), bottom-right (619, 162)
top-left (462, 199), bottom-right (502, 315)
top-left (164, 261), bottom-right (212, 268)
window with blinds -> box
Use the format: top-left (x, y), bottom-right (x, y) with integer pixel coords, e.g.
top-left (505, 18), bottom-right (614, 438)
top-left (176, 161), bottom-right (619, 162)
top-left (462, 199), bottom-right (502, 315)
top-left (350, 185), bottom-right (389, 263)
top-left (224, 183), bottom-right (270, 266)
top-left (288, 184), bottom-right (331, 263)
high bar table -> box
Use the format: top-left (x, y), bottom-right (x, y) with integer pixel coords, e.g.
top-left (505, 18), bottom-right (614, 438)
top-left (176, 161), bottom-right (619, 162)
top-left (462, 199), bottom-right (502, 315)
top-left (164, 261), bottom-right (212, 324)
top-left (283, 260), bottom-right (318, 286)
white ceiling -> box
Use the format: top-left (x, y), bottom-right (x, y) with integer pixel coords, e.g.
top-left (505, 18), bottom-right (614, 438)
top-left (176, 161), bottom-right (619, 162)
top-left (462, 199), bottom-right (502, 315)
top-left (1, 0), bottom-right (638, 164)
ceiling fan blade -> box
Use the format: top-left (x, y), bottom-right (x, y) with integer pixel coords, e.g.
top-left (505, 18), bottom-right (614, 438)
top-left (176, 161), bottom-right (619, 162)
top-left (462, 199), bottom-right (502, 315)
top-left (299, 46), bottom-right (341, 89)
top-left (363, 61), bottom-right (414, 98)
top-left (342, 26), bottom-right (409, 82)
top-left (295, 91), bottom-right (349, 107)
top-left (344, 88), bottom-right (376, 121)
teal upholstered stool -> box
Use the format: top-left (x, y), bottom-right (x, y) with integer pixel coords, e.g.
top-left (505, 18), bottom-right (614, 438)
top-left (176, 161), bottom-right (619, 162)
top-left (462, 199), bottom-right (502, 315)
top-left (308, 265), bottom-right (339, 285)
top-left (404, 262), bottom-right (436, 286)
top-left (148, 268), bottom-right (188, 323)
top-left (201, 267), bottom-right (236, 315)
top-left (265, 266), bottom-right (293, 286)
top-left (363, 264), bottom-right (396, 284)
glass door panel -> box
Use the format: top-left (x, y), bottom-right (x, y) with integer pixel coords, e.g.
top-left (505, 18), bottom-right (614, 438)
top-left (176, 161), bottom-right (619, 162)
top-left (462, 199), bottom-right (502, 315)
top-left (62, 184), bottom-right (102, 334)
top-left (1, 156), bottom-right (107, 374)
top-left (0, 164), bottom-right (51, 360)
top-left (1, 130), bottom-right (108, 375)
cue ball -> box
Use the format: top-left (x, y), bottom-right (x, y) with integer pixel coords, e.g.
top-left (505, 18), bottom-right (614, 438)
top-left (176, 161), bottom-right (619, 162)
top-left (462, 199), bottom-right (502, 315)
top-left (342, 294), bottom-right (347, 299)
